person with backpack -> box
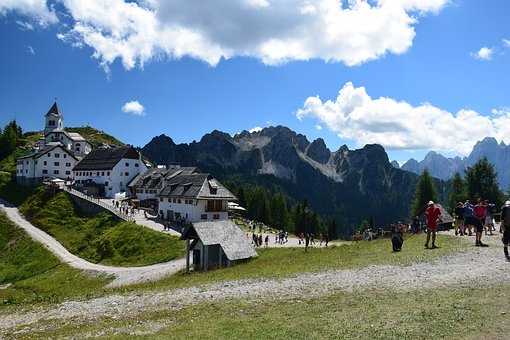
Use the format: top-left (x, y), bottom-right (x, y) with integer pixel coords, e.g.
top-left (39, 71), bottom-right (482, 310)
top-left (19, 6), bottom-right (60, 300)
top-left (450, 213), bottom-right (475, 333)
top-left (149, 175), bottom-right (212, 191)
top-left (500, 201), bottom-right (510, 261)
top-left (425, 201), bottom-right (441, 249)
top-left (391, 223), bottom-right (404, 252)
top-left (474, 199), bottom-right (488, 247)
top-left (463, 200), bottom-right (475, 236)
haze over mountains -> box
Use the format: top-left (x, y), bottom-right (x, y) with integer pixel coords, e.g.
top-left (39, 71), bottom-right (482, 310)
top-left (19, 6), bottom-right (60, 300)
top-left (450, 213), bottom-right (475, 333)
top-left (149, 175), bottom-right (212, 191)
top-left (400, 137), bottom-right (510, 190)
top-left (141, 126), bottom-right (447, 232)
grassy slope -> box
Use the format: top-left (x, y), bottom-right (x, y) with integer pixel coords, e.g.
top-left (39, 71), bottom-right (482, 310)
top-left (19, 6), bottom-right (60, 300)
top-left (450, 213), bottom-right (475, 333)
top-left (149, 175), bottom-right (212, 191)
top-left (18, 187), bottom-right (185, 267)
top-left (0, 212), bottom-right (110, 307)
top-left (124, 234), bottom-right (468, 294)
top-left (66, 126), bottom-right (124, 147)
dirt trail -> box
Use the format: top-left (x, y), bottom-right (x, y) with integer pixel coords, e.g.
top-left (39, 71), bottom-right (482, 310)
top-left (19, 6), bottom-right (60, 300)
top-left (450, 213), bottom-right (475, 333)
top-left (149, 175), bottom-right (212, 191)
top-left (1, 233), bottom-right (508, 333)
top-left (0, 199), bottom-right (187, 288)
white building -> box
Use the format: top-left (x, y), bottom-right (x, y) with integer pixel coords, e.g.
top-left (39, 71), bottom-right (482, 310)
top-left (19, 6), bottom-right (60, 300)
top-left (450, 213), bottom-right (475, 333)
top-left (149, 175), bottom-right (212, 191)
top-left (16, 144), bottom-right (79, 183)
top-left (43, 102), bottom-right (92, 157)
top-left (128, 166), bottom-right (198, 208)
top-left (156, 172), bottom-right (237, 223)
top-left (16, 102), bottom-right (90, 184)
top-left (72, 146), bottom-right (148, 198)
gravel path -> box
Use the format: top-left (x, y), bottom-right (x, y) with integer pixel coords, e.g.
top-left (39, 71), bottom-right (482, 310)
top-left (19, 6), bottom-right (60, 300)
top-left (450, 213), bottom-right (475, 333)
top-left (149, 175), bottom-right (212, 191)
top-left (0, 199), bottom-right (187, 288)
top-left (1, 237), bottom-right (508, 333)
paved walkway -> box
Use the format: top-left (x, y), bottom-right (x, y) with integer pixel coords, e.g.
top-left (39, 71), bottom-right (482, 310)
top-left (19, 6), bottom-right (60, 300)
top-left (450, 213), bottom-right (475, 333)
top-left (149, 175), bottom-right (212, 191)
top-left (0, 199), bottom-right (186, 288)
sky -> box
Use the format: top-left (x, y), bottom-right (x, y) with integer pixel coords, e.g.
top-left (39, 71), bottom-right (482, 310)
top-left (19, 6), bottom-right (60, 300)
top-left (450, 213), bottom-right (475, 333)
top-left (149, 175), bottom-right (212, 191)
top-left (0, 0), bottom-right (509, 165)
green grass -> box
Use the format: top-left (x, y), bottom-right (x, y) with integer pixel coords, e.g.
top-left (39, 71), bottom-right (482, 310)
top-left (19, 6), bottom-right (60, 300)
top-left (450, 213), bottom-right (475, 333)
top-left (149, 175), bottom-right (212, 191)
top-left (67, 126), bottom-right (124, 147)
top-left (21, 284), bottom-right (510, 339)
top-left (124, 233), bottom-right (468, 294)
top-left (0, 212), bottom-right (110, 307)
top-left (19, 187), bottom-right (185, 267)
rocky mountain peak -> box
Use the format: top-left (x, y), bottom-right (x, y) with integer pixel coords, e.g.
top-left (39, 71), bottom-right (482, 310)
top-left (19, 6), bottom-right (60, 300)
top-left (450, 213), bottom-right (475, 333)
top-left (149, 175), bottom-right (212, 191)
top-left (306, 138), bottom-right (331, 164)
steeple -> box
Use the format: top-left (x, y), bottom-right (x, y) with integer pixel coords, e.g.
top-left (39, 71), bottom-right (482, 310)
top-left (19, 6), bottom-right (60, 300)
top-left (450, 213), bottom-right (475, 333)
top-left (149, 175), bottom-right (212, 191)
top-left (44, 101), bottom-right (64, 134)
top-left (45, 102), bottom-right (61, 117)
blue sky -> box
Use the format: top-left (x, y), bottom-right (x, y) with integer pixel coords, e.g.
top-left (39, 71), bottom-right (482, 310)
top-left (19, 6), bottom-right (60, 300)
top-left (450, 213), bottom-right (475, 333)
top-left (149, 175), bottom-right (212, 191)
top-left (0, 0), bottom-right (509, 164)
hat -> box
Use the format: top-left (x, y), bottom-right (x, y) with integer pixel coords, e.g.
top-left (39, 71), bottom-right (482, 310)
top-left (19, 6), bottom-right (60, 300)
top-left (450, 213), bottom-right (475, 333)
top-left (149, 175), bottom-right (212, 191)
top-left (428, 201), bottom-right (434, 205)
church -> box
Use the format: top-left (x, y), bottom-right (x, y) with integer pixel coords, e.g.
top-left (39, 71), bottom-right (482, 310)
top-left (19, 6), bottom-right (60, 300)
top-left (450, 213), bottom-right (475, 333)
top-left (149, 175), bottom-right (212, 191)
top-left (16, 102), bottom-right (92, 184)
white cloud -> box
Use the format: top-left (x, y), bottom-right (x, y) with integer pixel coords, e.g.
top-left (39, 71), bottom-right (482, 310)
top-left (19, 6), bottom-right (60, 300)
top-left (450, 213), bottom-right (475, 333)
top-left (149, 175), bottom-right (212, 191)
top-left (0, 0), bottom-right (57, 25)
top-left (0, 0), bottom-right (448, 71)
top-left (16, 20), bottom-right (33, 30)
top-left (122, 100), bottom-right (145, 116)
top-left (503, 39), bottom-right (510, 48)
top-left (296, 82), bottom-right (510, 155)
top-left (471, 47), bottom-right (493, 61)
top-left (315, 124), bottom-right (322, 130)
top-left (249, 126), bottom-right (263, 133)
top-left (27, 45), bottom-right (35, 55)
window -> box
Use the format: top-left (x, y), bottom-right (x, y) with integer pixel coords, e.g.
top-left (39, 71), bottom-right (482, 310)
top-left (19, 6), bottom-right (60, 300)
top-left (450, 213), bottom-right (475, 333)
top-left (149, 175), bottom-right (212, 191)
top-left (48, 120), bottom-right (55, 126)
top-left (35, 160), bottom-right (38, 165)
top-left (26, 160), bottom-right (29, 165)
top-left (160, 197), bottom-right (163, 202)
top-left (55, 153), bottom-right (60, 158)
top-left (25, 169), bottom-right (28, 174)
top-left (135, 163), bottom-right (139, 167)
top-left (42, 170), bottom-right (48, 174)
top-left (173, 198), bottom-right (176, 203)
top-left (65, 171), bottom-right (71, 175)
top-left (101, 172), bottom-right (104, 176)
top-left (53, 170), bottom-right (59, 175)
top-left (125, 162), bottom-right (129, 167)
top-left (66, 163), bottom-right (71, 167)
top-left (201, 214), bottom-right (207, 220)
top-left (63, 154), bottom-right (67, 158)
top-left (54, 162), bottom-right (59, 166)
top-left (178, 199), bottom-right (182, 204)
top-left (125, 172), bottom-right (129, 176)
top-left (213, 214), bottom-right (220, 220)
top-left (96, 172), bottom-right (99, 176)
top-left (43, 161), bottom-right (47, 166)
top-left (48, 153), bottom-right (51, 157)
top-left (105, 181), bottom-right (109, 186)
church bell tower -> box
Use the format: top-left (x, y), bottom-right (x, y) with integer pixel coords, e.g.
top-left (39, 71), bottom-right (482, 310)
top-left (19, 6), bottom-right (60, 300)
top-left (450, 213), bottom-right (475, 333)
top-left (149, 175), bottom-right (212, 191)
top-left (44, 102), bottom-right (64, 135)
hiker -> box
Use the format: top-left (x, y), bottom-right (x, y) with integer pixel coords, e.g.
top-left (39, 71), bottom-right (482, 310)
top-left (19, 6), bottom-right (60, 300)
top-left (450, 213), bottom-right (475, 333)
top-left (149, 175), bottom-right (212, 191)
top-left (463, 200), bottom-right (475, 236)
top-left (411, 216), bottom-right (420, 234)
top-left (425, 201), bottom-right (441, 249)
top-left (264, 235), bottom-right (269, 248)
top-left (474, 199), bottom-right (488, 247)
top-left (324, 233), bottom-right (329, 247)
top-left (454, 202), bottom-right (465, 236)
top-left (500, 201), bottom-right (510, 261)
top-left (484, 200), bottom-right (495, 236)
top-left (391, 223), bottom-right (404, 252)
top-left (305, 233), bottom-right (310, 252)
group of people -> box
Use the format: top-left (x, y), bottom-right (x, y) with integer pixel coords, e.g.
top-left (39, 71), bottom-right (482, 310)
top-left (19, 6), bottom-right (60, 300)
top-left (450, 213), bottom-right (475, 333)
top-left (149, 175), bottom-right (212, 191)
top-left (112, 199), bottom-right (137, 217)
top-left (453, 199), bottom-right (496, 240)
top-left (424, 199), bottom-right (510, 260)
top-left (252, 233), bottom-right (269, 247)
top-left (275, 230), bottom-right (289, 244)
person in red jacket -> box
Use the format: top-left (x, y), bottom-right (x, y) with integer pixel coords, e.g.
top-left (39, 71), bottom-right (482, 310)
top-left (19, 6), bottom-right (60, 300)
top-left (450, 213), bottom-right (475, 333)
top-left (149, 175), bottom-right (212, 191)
top-left (425, 201), bottom-right (441, 249)
top-left (473, 199), bottom-right (488, 247)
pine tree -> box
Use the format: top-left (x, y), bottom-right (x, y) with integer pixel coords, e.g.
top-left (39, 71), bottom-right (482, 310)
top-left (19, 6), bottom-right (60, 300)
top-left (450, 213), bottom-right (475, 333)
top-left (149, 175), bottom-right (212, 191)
top-left (412, 169), bottom-right (437, 216)
top-left (448, 172), bottom-right (467, 211)
top-left (465, 158), bottom-right (503, 206)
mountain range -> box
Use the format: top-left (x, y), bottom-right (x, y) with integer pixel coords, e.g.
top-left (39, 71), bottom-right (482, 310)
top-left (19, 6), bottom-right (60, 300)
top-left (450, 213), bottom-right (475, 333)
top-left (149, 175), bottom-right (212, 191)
top-left (141, 126), bottom-right (447, 233)
top-left (400, 137), bottom-right (510, 190)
